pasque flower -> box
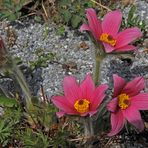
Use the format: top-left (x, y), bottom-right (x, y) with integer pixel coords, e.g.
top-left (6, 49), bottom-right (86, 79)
top-left (0, 36), bottom-right (8, 68)
top-left (80, 8), bottom-right (142, 53)
top-left (52, 74), bottom-right (108, 117)
top-left (107, 74), bottom-right (148, 136)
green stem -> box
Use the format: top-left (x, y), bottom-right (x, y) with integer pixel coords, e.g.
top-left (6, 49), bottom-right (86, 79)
top-left (10, 60), bottom-right (33, 110)
top-left (83, 117), bottom-right (94, 137)
top-left (93, 56), bottom-right (101, 85)
top-left (87, 34), bottom-right (106, 86)
top-left (93, 47), bottom-right (106, 86)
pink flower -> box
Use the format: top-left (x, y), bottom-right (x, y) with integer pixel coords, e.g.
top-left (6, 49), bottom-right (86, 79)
top-left (80, 8), bottom-right (142, 53)
top-left (107, 74), bottom-right (148, 136)
top-left (52, 74), bottom-right (108, 118)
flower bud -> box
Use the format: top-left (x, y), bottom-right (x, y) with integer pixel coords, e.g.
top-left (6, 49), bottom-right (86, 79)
top-left (0, 36), bottom-right (8, 68)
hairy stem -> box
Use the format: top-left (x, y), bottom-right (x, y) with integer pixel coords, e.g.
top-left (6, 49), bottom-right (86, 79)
top-left (11, 60), bottom-right (33, 110)
top-left (83, 117), bottom-right (94, 137)
top-left (93, 55), bottom-right (101, 85)
top-left (93, 47), bottom-right (106, 86)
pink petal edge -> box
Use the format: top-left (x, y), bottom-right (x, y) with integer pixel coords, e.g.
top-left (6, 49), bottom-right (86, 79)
top-left (102, 10), bottom-right (122, 36)
top-left (131, 93), bottom-right (148, 110)
top-left (52, 96), bottom-right (76, 114)
top-left (108, 111), bottom-right (125, 136)
top-left (122, 76), bottom-right (145, 97)
top-left (123, 106), bottom-right (144, 131)
top-left (116, 27), bottom-right (142, 48)
top-left (91, 84), bottom-right (108, 110)
top-left (113, 74), bottom-right (126, 97)
top-left (86, 8), bottom-right (102, 39)
top-left (56, 111), bottom-right (65, 118)
top-left (103, 42), bottom-right (115, 53)
top-left (80, 24), bottom-right (90, 31)
top-left (107, 97), bottom-right (118, 113)
top-left (80, 73), bottom-right (95, 100)
top-left (63, 75), bottom-right (80, 104)
top-left (114, 45), bottom-right (136, 52)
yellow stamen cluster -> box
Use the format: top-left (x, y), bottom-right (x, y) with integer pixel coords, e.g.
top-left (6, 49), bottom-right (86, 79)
top-left (118, 93), bottom-right (130, 110)
top-left (74, 99), bottom-right (90, 114)
top-left (100, 33), bottom-right (116, 46)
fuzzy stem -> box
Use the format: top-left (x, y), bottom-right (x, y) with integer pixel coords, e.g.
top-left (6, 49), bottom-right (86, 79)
top-left (93, 46), bottom-right (106, 86)
top-left (89, 117), bottom-right (94, 136)
top-left (93, 55), bottom-right (102, 85)
top-left (83, 117), bottom-right (94, 137)
top-left (11, 60), bottom-right (34, 110)
top-left (88, 33), bottom-right (106, 86)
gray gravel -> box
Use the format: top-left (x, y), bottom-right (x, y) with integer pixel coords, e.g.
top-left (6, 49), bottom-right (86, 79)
top-left (121, 0), bottom-right (148, 24)
top-left (0, 0), bottom-right (147, 99)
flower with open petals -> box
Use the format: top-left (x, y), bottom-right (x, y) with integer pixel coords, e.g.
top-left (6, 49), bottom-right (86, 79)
top-left (107, 74), bottom-right (148, 136)
top-left (80, 8), bottom-right (142, 53)
top-left (52, 74), bottom-right (108, 118)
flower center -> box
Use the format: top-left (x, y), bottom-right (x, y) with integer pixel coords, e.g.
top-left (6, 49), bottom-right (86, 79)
top-left (74, 99), bottom-right (90, 114)
top-left (118, 93), bottom-right (130, 110)
top-left (100, 33), bottom-right (116, 46)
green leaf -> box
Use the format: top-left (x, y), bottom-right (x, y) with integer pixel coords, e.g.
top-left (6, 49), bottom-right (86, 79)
top-left (15, 5), bottom-right (22, 12)
top-left (140, 20), bottom-right (146, 29)
top-left (127, 5), bottom-right (136, 22)
top-left (83, 1), bottom-right (94, 8)
top-left (34, 16), bottom-right (42, 23)
top-left (61, 10), bottom-right (72, 23)
top-left (0, 11), bottom-right (11, 18)
top-left (71, 15), bottom-right (82, 28)
top-left (0, 96), bottom-right (17, 107)
top-left (56, 25), bottom-right (65, 36)
top-left (59, 0), bottom-right (69, 5)
top-left (8, 13), bottom-right (17, 21)
top-left (14, 57), bottom-right (23, 65)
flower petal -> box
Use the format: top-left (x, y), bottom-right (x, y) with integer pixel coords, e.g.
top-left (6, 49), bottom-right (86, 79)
top-left (123, 106), bottom-right (144, 131)
top-left (114, 45), bottom-right (136, 52)
top-left (86, 8), bottom-right (102, 39)
top-left (78, 111), bottom-right (97, 117)
top-left (122, 76), bottom-right (145, 97)
top-left (63, 76), bottom-right (80, 104)
top-left (88, 110), bottom-right (97, 116)
top-left (80, 74), bottom-right (95, 100)
top-left (52, 96), bottom-right (76, 114)
top-left (103, 42), bottom-right (115, 53)
top-left (102, 10), bottom-right (122, 36)
top-left (80, 24), bottom-right (90, 31)
top-left (131, 93), bottom-right (148, 110)
top-left (56, 111), bottom-right (65, 118)
top-left (116, 27), bottom-right (142, 48)
top-left (107, 97), bottom-right (118, 112)
top-left (108, 111), bottom-right (125, 136)
top-left (113, 74), bottom-right (126, 97)
top-left (91, 84), bottom-right (108, 110)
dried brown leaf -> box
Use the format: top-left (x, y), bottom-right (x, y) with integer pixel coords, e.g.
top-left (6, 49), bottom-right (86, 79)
top-left (122, 0), bottom-right (135, 6)
top-left (78, 41), bottom-right (89, 50)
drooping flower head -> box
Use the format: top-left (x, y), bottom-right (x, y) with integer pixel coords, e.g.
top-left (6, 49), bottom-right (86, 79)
top-left (0, 36), bottom-right (8, 68)
top-left (80, 8), bottom-right (142, 53)
top-left (52, 74), bottom-right (108, 118)
top-left (107, 74), bottom-right (148, 136)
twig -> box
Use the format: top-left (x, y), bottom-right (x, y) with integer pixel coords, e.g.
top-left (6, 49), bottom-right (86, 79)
top-left (42, 0), bottom-right (48, 19)
top-left (99, 0), bottom-right (103, 12)
top-left (90, 0), bottom-right (112, 11)
top-left (19, 12), bottom-right (36, 19)
top-left (68, 136), bottom-right (91, 142)
top-left (104, 138), bottom-right (113, 148)
top-left (40, 84), bottom-right (46, 103)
